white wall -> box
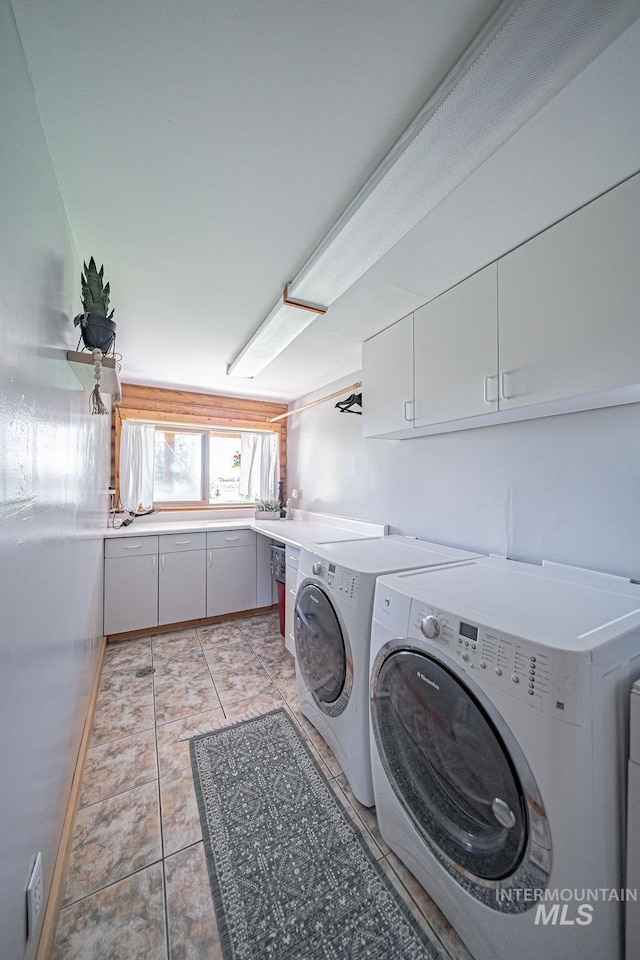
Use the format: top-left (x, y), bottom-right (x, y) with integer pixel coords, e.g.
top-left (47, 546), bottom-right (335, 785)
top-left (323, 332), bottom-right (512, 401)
top-left (0, 3), bottom-right (110, 958)
top-left (287, 373), bottom-right (640, 580)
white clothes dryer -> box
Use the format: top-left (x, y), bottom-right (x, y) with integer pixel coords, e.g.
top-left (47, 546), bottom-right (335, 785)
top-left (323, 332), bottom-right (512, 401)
top-left (293, 535), bottom-right (481, 807)
top-left (369, 556), bottom-right (640, 960)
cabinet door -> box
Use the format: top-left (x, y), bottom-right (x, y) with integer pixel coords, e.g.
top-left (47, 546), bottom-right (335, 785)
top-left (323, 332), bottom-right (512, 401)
top-left (413, 264), bottom-right (498, 428)
top-left (104, 554), bottom-right (158, 635)
top-left (207, 544), bottom-right (257, 617)
top-left (498, 173), bottom-right (640, 410)
top-left (362, 313), bottom-right (414, 437)
top-left (159, 550), bottom-right (206, 625)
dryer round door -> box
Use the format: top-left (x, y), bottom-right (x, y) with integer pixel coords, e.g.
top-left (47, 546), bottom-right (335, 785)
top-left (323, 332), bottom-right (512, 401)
top-left (294, 582), bottom-right (353, 717)
top-left (371, 645), bottom-right (551, 911)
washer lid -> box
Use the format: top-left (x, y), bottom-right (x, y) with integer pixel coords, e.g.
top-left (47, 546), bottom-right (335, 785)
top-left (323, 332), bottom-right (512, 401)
top-left (306, 535), bottom-right (480, 575)
top-left (381, 557), bottom-right (640, 650)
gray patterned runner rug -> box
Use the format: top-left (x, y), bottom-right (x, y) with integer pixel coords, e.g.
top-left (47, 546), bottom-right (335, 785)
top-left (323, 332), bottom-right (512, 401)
top-left (190, 708), bottom-right (444, 960)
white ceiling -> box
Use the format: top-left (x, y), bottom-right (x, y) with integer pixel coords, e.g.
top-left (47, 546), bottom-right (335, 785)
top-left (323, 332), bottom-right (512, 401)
top-left (11, 0), bottom-right (640, 403)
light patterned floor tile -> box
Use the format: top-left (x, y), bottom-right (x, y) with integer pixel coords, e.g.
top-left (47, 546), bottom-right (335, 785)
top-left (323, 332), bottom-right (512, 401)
top-left (90, 689), bottom-right (156, 747)
top-left (159, 768), bottom-right (202, 857)
top-left (53, 863), bottom-right (167, 960)
top-left (63, 781), bottom-right (161, 905)
top-left (211, 662), bottom-right (278, 705)
top-left (238, 612), bottom-right (281, 640)
top-left (151, 630), bottom-right (200, 661)
top-left (80, 729), bottom-right (157, 808)
top-left (202, 639), bottom-right (260, 674)
top-left (98, 668), bottom-right (153, 701)
top-left (246, 632), bottom-right (288, 663)
top-left (262, 650), bottom-right (296, 685)
top-left (156, 708), bottom-right (227, 779)
top-left (223, 689), bottom-right (286, 723)
top-left (154, 674), bottom-right (221, 725)
top-left (197, 622), bottom-right (245, 645)
top-left (165, 843), bottom-right (222, 960)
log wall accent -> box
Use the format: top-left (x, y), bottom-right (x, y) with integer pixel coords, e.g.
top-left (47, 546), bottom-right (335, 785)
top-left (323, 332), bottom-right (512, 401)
top-left (112, 383), bottom-right (287, 508)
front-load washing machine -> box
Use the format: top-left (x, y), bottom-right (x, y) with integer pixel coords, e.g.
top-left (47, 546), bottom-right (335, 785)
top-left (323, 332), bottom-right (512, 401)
top-left (369, 556), bottom-right (640, 960)
top-left (293, 535), bottom-right (481, 806)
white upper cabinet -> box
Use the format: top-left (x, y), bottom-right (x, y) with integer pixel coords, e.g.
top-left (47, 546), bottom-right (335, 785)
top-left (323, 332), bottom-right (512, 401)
top-left (361, 171), bottom-right (640, 439)
top-left (498, 172), bottom-right (640, 410)
top-left (413, 264), bottom-right (498, 428)
top-left (362, 313), bottom-right (413, 438)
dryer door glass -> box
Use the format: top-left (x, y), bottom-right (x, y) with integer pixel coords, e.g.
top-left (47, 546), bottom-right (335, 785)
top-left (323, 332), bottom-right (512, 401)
top-left (295, 584), bottom-right (346, 705)
top-left (373, 650), bottom-right (527, 881)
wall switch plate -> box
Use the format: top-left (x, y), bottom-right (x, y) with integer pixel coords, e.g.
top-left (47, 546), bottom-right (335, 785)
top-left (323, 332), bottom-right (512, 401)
top-left (26, 852), bottom-right (43, 938)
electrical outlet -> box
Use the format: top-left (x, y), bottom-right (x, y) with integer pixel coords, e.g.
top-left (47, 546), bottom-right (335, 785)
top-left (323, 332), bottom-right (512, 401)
top-left (26, 852), bottom-right (43, 939)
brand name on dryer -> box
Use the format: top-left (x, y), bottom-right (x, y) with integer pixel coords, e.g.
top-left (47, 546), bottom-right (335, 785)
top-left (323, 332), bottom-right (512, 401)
top-left (417, 671), bottom-right (440, 691)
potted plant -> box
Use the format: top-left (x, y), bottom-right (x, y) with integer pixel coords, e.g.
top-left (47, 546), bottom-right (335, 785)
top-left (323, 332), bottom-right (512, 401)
top-left (73, 257), bottom-right (116, 353)
top-left (254, 498), bottom-right (282, 520)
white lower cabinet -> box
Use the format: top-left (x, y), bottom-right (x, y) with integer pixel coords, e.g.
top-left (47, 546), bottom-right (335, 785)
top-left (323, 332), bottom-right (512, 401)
top-left (104, 536), bottom-right (159, 635)
top-left (104, 528), bottom-right (261, 635)
top-left (158, 533), bottom-right (207, 626)
top-left (206, 530), bottom-right (257, 617)
top-left (284, 545), bottom-right (300, 657)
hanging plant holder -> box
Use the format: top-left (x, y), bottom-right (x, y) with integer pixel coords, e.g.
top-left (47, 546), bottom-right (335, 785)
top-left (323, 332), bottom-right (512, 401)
top-left (75, 312), bottom-right (117, 354)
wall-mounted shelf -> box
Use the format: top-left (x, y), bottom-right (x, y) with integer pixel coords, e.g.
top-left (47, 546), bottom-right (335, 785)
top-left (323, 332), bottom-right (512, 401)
top-left (67, 350), bottom-right (122, 400)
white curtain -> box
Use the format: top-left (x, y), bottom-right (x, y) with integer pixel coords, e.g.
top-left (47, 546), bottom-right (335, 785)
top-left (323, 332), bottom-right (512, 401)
top-left (239, 431), bottom-right (279, 502)
top-left (119, 421), bottom-right (155, 512)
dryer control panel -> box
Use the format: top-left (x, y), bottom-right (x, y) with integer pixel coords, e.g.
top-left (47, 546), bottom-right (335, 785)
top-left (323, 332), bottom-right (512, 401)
top-left (407, 600), bottom-right (581, 723)
top-left (298, 553), bottom-right (370, 609)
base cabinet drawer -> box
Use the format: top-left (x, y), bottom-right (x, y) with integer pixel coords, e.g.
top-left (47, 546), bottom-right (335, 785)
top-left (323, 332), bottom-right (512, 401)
top-left (104, 554), bottom-right (158, 635)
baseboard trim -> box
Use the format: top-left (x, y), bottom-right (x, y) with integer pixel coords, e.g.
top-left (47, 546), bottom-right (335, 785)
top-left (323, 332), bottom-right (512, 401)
top-left (36, 636), bottom-right (106, 960)
top-left (105, 603), bottom-right (278, 643)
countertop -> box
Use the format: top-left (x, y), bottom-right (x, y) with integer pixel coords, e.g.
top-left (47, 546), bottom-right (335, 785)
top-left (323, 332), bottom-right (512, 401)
top-left (104, 512), bottom-right (386, 552)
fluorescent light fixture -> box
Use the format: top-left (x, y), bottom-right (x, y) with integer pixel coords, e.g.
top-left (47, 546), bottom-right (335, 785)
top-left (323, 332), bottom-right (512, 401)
top-left (226, 286), bottom-right (327, 378)
top-left (227, 0), bottom-right (638, 378)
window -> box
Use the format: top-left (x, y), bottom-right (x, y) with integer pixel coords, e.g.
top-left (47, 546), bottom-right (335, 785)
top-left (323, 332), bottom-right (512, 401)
top-left (150, 426), bottom-right (277, 506)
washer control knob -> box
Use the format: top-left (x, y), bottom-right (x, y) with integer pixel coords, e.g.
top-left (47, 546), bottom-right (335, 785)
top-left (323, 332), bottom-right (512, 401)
top-left (312, 561), bottom-right (322, 576)
top-left (461, 652), bottom-right (470, 662)
top-left (420, 615), bottom-right (441, 640)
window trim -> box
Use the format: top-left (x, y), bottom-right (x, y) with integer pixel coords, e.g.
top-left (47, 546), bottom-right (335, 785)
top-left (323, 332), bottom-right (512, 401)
top-left (114, 405), bottom-right (283, 512)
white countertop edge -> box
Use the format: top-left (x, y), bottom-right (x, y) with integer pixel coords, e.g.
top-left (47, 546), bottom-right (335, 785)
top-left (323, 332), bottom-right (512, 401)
top-left (103, 511), bottom-right (386, 551)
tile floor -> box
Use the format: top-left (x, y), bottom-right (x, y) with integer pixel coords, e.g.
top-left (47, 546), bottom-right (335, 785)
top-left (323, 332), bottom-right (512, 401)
top-left (52, 610), bottom-right (472, 960)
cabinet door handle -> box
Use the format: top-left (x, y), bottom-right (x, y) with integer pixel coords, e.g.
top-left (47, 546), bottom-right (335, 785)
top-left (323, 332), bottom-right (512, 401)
top-left (174, 539), bottom-right (192, 545)
top-left (161, 555), bottom-right (165, 572)
top-left (208, 550), bottom-right (213, 568)
top-left (224, 536), bottom-right (240, 541)
top-left (123, 543), bottom-right (142, 550)
top-left (500, 371), bottom-right (513, 400)
top-left (152, 556), bottom-right (157, 573)
top-left (403, 400), bottom-right (414, 422)
top-left (483, 375), bottom-right (498, 404)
